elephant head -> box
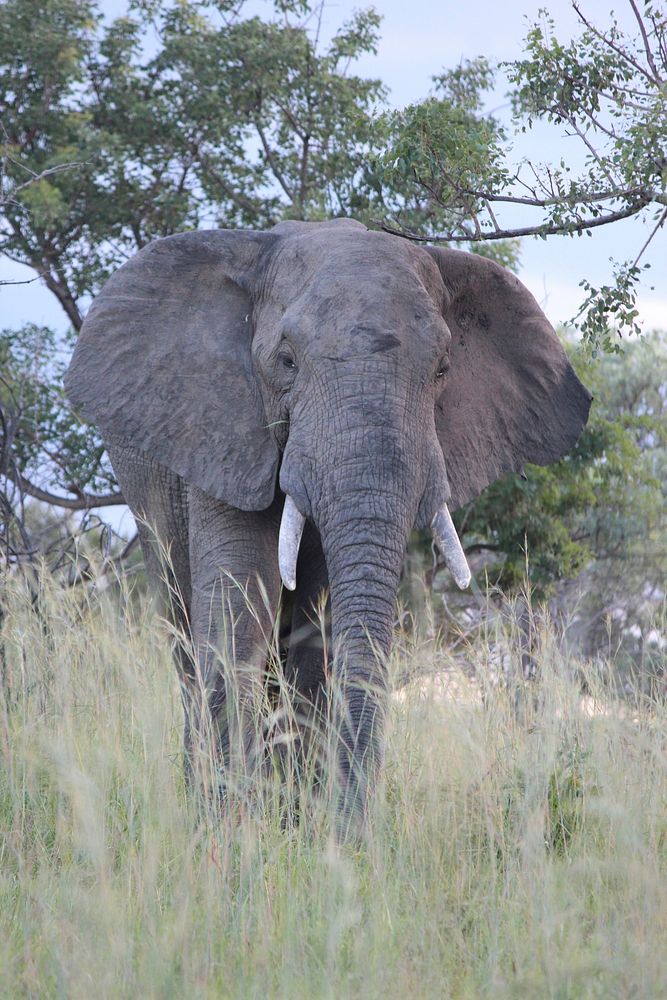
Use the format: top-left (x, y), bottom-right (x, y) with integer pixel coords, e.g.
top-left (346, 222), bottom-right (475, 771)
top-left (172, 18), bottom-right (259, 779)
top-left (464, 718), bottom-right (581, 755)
top-left (65, 218), bottom-right (591, 820)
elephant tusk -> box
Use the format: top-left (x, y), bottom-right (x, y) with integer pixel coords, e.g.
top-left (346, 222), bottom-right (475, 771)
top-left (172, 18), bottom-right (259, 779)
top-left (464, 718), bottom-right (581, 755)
top-left (278, 495), bottom-right (306, 591)
top-left (431, 506), bottom-right (472, 590)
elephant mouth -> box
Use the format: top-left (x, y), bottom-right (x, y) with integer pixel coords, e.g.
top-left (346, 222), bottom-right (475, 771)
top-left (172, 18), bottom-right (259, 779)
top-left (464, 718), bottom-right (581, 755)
top-left (278, 493), bottom-right (471, 592)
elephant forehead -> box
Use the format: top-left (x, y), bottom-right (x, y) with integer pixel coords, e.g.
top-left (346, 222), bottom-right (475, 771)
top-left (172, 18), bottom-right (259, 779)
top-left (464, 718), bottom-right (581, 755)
top-left (310, 268), bottom-right (434, 311)
top-left (293, 317), bottom-right (450, 366)
top-left (262, 225), bottom-right (452, 357)
top-left (297, 275), bottom-right (449, 352)
top-left (309, 324), bottom-right (409, 361)
top-left (268, 223), bottom-right (440, 294)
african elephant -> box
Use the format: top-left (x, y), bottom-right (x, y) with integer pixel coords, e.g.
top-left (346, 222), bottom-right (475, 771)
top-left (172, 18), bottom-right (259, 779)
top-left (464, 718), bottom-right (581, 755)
top-left (64, 218), bottom-right (591, 832)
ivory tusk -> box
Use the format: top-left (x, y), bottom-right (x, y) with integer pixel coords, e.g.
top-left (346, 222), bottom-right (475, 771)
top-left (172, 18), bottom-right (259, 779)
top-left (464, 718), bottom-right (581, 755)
top-left (278, 495), bottom-right (306, 591)
top-left (431, 506), bottom-right (472, 590)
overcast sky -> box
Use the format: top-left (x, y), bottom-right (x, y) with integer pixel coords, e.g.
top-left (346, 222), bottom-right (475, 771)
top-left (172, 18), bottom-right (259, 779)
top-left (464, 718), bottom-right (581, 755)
top-left (1, 0), bottom-right (665, 332)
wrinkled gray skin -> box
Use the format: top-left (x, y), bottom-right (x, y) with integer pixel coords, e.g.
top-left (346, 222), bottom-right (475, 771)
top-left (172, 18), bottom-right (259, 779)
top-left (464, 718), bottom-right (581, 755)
top-left (65, 219), bottom-right (591, 833)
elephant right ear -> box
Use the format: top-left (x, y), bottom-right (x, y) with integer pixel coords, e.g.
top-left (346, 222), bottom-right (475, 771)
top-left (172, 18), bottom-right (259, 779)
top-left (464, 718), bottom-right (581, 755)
top-left (65, 230), bottom-right (280, 511)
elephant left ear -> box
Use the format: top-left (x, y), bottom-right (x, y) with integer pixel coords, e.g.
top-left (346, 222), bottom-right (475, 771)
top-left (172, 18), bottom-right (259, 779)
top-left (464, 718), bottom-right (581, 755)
top-left (426, 247), bottom-right (592, 511)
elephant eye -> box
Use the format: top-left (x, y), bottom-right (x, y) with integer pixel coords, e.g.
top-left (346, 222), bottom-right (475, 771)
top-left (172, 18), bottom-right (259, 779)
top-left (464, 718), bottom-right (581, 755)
top-left (278, 351), bottom-right (297, 373)
top-left (435, 357), bottom-right (450, 381)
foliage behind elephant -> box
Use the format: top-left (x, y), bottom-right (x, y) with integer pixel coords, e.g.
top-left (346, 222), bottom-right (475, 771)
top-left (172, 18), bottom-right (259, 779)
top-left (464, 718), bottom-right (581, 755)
top-left (64, 218), bottom-right (591, 832)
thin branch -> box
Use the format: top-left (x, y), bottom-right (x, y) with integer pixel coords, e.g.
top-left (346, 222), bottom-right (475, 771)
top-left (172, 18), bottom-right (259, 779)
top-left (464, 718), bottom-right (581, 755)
top-left (199, 153), bottom-right (261, 216)
top-left (483, 198), bottom-right (501, 232)
top-left (0, 492), bottom-right (34, 558)
top-left (3, 470), bottom-right (125, 510)
top-left (273, 97), bottom-right (307, 141)
top-left (576, 104), bottom-right (621, 142)
top-left (253, 121), bottom-right (295, 202)
top-left (561, 117), bottom-right (618, 187)
top-left (572, 2), bottom-right (657, 85)
top-left (5, 220), bottom-right (83, 330)
top-left (118, 532), bottom-right (139, 562)
top-left (632, 205), bottom-right (667, 266)
top-left (595, 89), bottom-right (652, 112)
top-left (628, 0), bottom-right (662, 82)
top-left (0, 274), bottom-right (40, 287)
top-left (0, 160), bottom-right (80, 208)
top-left (654, 11), bottom-right (667, 70)
top-left (377, 194), bottom-right (652, 243)
top-left (463, 183), bottom-right (647, 209)
top-left (552, 114), bottom-right (616, 187)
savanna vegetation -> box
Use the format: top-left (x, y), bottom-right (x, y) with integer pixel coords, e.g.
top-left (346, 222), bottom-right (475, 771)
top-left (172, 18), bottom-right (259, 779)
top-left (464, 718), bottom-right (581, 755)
top-left (1, 1), bottom-right (666, 995)
top-left (1, 573), bottom-right (667, 998)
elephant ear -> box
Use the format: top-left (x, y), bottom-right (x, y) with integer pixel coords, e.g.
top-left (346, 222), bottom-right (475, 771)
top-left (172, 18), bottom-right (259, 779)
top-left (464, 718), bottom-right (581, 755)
top-left (427, 247), bottom-right (592, 511)
top-left (65, 230), bottom-right (280, 510)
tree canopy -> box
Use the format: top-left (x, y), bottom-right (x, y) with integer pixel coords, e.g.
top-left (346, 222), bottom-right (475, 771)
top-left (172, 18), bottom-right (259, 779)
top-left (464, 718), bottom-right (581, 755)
top-left (374, 3), bottom-right (666, 350)
top-left (0, 0), bottom-right (388, 329)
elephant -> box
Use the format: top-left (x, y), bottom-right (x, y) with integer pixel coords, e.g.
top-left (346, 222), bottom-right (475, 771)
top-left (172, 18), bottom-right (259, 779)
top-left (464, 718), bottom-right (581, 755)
top-left (64, 218), bottom-right (591, 833)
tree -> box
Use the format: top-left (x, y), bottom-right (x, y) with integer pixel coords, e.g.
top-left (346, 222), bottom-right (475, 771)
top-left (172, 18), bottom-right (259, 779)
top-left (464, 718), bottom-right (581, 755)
top-left (0, 322), bottom-right (125, 571)
top-left (556, 332), bottom-right (666, 679)
top-left (0, 0), bottom-right (385, 331)
top-left (0, 0), bottom-right (386, 526)
top-left (373, 1), bottom-right (666, 351)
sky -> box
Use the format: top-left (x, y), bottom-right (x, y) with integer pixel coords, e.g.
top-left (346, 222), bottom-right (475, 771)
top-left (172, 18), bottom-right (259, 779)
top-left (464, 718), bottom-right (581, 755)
top-left (1, 0), bottom-right (665, 332)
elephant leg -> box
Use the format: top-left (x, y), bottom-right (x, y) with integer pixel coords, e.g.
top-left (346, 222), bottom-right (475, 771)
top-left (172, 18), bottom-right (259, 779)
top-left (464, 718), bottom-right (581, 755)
top-left (280, 523), bottom-right (331, 796)
top-left (186, 486), bottom-right (282, 798)
top-left (285, 523), bottom-right (330, 705)
top-left (106, 445), bottom-right (196, 767)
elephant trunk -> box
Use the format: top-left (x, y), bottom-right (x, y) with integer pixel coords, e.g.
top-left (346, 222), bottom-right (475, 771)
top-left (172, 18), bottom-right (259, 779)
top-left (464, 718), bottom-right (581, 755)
top-left (321, 497), bottom-right (410, 825)
top-left (313, 475), bottom-right (416, 832)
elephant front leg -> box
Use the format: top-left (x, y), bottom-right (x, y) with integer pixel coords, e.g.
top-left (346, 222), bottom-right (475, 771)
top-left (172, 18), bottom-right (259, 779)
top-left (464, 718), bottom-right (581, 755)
top-left (279, 522), bottom-right (331, 799)
top-left (186, 488), bottom-right (282, 803)
top-left (284, 523), bottom-right (330, 710)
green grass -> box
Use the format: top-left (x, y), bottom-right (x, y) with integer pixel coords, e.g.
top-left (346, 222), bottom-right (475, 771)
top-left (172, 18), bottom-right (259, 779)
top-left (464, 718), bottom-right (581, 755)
top-left (1, 573), bottom-right (666, 999)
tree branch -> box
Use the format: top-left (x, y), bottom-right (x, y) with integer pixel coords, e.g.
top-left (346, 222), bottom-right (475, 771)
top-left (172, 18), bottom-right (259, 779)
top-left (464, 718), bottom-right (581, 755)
top-left (4, 470), bottom-right (125, 510)
top-left (36, 265), bottom-right (84, 331)
top-left (253, 121), bottom-right (295, 202)
top-left (413, 179), bottom-right (653, 212)
top-left (0, 157), bottom-right (80, 208)
top-left (5, 220), bottom-right (84, 330)
top-left (572, 2), bottom-right (657, 85)
top-left (378, 193), bottom-right (652, 243)
top-left (561, 116), bottom-right (618, 187)
top-left (628, 0), bottom-right (662, 83)
top-left (199, 153), bottom-right (262, 217)
top-left (632, 205), bottom-right (667, 266)
top-left (0, 274), bottom-right (40, 287)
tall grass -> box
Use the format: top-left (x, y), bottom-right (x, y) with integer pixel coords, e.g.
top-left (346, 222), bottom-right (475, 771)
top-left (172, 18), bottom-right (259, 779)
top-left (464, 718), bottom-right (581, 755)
top-left (1, 572), bottom-right (666, 998)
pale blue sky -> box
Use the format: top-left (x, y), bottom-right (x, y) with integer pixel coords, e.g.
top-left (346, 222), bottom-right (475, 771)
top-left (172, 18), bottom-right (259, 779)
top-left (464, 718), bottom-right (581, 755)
top-left (1, 0), bottom-right (665, 332)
